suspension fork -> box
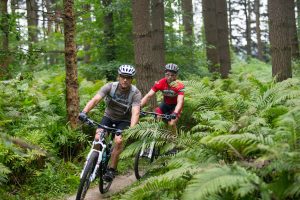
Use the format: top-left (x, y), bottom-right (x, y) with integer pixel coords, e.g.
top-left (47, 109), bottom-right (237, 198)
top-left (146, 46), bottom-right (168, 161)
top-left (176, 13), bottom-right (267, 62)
top-left (140, 140), bottom-right (155, 158)
top-left (80, 140), bottom-right (107, 182)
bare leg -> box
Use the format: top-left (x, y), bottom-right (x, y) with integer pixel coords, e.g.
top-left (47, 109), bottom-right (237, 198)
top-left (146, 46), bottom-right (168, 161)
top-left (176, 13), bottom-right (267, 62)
top-left (94, 128), bottom-right (103, 141)
top-left (110, 135), bottom-right (123, 169)
top-left (168, 118), bottom-right (178, 136)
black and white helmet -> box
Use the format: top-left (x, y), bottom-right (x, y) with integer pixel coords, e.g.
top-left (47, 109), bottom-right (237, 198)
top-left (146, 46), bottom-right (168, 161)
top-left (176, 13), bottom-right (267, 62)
top-left (118, 64), bottom-right (136, 77)
top-left (165, 63), bottom-right (179, 73)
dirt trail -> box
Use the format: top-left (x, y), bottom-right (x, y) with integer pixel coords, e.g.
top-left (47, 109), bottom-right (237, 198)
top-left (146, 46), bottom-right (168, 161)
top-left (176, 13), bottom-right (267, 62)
top-left (67, 172), bottom-right (136, 200)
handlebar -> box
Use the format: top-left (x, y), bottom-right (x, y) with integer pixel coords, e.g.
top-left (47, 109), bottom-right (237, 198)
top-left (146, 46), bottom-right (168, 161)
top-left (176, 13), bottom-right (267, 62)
top-left (81, 117), bottom-right (123, 136)
top-left (140, 111), bottom-right (176, 120)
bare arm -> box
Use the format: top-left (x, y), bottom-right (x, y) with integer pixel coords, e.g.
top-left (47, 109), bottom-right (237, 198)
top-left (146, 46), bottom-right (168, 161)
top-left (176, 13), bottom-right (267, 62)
top-left (82, 94), bottom-right (103, 113)
top-left (130, 105), bottom-right (140, 127)
top-left (174, 94), bottom-right (184, 114)
top-left (141, 89), bottom-right (156, 107)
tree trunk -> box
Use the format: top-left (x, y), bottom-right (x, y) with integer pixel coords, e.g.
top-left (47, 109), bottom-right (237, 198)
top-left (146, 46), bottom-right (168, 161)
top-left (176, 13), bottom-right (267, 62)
top-left (202, 0), bottom-right (220, 73)
top-left (254, 0), bottom-right (263, 60)
top-left (45, 0), bottom-right (54, 35)
top-left (63, 0), bottom-right (79, 129)
top-left (45, 0), bottom-right (57, 65)
top-left (132, 0), bottom-right (156, 108)
top-left (268, 0), bottom-right (292, 81)
top-left (244, 0), bottom-right (252, 58)
top-left (0, 0), bottom-right (10, 78)
top-left (297, 0), bottom-right (300, 37)
top-left (216, 0), bottom-right (231, 78)
top-left (11, 0), bottom-right (16, 14)
top-left (102, 0), bottom-right (115, 61)
top-left (54, 0), bottom-right (62, 33)
top-left (82, 4), bottom-right (91, 63)
top-left (228, 0), bottom-right (233, 45)
top-left (151, 0), bottom-right (165, 81)
top-left (181, 0), bottom-right (194, 46)
top-left (287, 0), bottom-right (300, 60)
top-left (26, 0), bottom-right (39, 52)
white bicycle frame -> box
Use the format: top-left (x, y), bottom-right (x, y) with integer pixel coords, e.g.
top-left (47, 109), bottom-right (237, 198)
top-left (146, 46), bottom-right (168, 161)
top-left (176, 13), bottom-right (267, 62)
top-left (80, 140), bottom-right (107, 182)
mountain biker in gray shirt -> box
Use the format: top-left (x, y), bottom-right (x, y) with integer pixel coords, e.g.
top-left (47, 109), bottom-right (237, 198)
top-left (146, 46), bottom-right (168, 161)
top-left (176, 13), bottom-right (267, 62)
top-left (79, 65), bottom-right (142, 181)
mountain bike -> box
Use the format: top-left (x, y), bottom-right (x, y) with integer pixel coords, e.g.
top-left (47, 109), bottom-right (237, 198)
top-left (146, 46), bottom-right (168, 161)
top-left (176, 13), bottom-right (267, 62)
top-left (134, 111), bottom-right (176, 180)
top-left (76, 117), bottom-right (122, 200)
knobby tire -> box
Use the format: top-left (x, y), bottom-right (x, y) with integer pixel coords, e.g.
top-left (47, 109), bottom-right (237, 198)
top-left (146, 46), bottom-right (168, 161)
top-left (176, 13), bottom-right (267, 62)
top-left (134, 149), bottom-right (155, 180)
top-left (75, 151), bottom-right (98, 200)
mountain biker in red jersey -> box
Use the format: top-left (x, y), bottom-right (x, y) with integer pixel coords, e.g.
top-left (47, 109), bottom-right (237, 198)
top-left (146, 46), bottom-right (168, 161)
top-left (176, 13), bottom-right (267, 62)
top-left (141, 63), bottom-right (184, 130)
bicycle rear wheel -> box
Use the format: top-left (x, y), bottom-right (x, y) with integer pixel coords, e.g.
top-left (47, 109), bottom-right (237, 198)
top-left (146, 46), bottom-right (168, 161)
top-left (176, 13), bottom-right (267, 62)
top-left (99, 161), bottom-right (113, 193)
top-left (134, 148), bottom-right (155, 179)
top-left (76, 151), bottom-right (98, 200)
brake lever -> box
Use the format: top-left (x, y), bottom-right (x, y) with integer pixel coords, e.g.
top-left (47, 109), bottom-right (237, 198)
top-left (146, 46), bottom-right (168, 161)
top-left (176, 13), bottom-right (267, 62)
top-left (86, 119), bottom-right (95, 126)
top-left (140, 111), bottom-right (147, 117)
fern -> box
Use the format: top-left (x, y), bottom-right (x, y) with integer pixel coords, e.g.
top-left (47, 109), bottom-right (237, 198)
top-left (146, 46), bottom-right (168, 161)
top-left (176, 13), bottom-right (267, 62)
top-left (201, 133), bottom-right (273, 158)
top-left (182, 164), bottom-right (269, 200)
top-left (120, 166), bottom-right (207, 200)
top-left (284, 173), bottom-right (300, 198)
top-left (0, 163), bottom-right (10, 185)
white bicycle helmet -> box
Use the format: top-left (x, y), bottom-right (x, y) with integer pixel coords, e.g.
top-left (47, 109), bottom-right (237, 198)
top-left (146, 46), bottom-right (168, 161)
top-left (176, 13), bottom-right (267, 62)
top-left (165, 63), bottom-right (179, 73)
top-left (118, 64), bottom-right (136, 76)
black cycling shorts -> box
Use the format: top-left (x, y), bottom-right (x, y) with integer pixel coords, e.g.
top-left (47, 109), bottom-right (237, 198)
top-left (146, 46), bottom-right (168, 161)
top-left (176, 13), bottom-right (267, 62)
top-left (100, 116), bottom-right (130, 131)
top-left (155, 102), bottom-right (176, 115)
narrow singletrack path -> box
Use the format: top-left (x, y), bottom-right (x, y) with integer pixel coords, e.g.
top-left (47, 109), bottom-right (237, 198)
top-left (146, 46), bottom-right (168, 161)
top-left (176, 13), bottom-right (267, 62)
top-left (67, 172), bottom-right (136, 200)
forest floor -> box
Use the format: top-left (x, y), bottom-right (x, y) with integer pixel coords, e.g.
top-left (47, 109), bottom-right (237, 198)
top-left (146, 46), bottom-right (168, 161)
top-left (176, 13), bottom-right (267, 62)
top-left (66, 171), bottom-right (136, 200)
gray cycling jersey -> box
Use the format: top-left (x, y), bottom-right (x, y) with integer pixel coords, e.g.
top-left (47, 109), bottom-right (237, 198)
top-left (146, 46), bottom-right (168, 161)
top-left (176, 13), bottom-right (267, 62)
top-left (98, 82), bottom-right (142, 121)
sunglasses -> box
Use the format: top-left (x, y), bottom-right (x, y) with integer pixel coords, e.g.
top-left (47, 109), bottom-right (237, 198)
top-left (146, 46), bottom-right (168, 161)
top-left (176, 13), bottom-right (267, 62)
top-left (120, 75), bottom-right (133, 79)
top-left (165, 73), bottom-right (176, 77)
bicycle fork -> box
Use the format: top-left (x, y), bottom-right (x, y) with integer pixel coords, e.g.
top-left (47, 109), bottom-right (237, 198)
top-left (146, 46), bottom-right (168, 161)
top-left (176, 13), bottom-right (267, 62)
top-left (140, 141), bottom-right (155, 158)
top-left (80, 141), bottom-right (107, 182)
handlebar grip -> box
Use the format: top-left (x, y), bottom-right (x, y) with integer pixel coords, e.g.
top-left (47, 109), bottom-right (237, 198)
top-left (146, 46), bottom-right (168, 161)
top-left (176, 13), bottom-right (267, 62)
top-left (115, 130), bottom-right (122, 136)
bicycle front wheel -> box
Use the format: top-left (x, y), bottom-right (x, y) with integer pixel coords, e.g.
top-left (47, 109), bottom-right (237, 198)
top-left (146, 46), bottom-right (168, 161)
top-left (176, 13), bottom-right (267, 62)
top-left (134, 148), bottom-right (155, 179)
top-left (76, 151), bottom-right (98, 200)
top-left (99, 162), bottom-right (113, 193)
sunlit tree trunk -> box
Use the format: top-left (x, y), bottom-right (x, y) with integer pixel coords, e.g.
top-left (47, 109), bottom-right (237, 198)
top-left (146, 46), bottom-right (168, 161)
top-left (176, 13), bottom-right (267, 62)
top-left (0, 0), bottom-right (10, 78)
top-left (287, 0), bottom-right (300, 60)
top-left (268, 0), bottom-right (292, 81)
top-left (151, 0), bottom-right (165, 81)
top-left (202, 0), bottom-right (220, 73)
top-left (63, 0), bottom-right (79, 129)
top-left (254, 0), bottom-right (263, 61)
top-left (102, 0), bottom-right (115, 61)
top-left (132, 0), bottom-right (156, 109)
top-left (216, 0), bottom-right (231, 78)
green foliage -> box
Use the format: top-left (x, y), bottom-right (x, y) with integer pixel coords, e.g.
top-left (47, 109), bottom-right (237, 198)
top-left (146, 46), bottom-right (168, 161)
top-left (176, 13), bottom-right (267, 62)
top-left (0, 163), bottom-right (10, 185)
top-left (119, 59), bottom-right (300, 199)
top-left (0, 66), bottom-right (107, 198)
top-left (183, 164), bottom-right (269, 200)
top-left (79, 61), bottom-right (123, 81)
top-left (20, 162), bottom-right (79, 199)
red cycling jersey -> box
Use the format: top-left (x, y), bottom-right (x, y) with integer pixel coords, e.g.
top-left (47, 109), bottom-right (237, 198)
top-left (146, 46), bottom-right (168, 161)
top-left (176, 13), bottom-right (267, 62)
top-left (151, 78), bottom-right (185, 105)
